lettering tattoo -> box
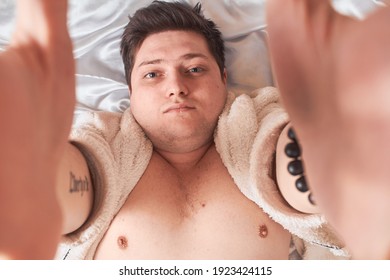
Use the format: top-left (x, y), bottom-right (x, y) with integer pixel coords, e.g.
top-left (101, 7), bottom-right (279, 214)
top-left (69, 171), bottom-right (89, 196)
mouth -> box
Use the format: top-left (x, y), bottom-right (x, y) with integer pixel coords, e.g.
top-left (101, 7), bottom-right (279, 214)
top-left (164, 103), bottom-right (195, 113)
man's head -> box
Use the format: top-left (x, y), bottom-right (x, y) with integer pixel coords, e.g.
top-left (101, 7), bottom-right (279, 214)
top-left (121, 1), bottom-right (228, 155)
top-left (120, 1), bottom-right (225, 88)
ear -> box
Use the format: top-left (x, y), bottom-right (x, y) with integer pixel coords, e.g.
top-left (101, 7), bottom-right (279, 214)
top-left (128, 85), bottom-right (132, 97)
top-left (222, 68), bottom-right (227, 85)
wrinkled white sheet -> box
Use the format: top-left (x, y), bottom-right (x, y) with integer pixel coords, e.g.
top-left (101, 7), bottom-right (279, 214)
top-left (0, 0), bottom-right (384, 117)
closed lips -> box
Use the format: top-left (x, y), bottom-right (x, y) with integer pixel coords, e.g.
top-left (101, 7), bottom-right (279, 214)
top-left (164, 104), bottom-right (195, 113)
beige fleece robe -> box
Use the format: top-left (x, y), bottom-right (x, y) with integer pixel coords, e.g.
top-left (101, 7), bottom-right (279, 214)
top-left (55, 87), bottom-right (348, 260)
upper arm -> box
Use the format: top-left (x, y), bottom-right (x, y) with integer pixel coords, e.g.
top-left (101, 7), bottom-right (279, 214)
top-left (275, 123), bottom-right (319, 214)
top-left (56, 143), bottom-right (94, 235)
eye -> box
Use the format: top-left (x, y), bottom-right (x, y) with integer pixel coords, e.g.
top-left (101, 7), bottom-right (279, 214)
top-left (187, 67), bottom-right (203, 74)
top-left (144, 72), bottom-right (157, 79)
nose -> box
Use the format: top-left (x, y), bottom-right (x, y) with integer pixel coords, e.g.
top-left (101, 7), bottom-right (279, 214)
top-left (166, 72), bottom-right (188, 98)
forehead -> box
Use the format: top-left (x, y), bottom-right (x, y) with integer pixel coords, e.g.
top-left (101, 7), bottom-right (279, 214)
top-left (134, 30), bottom-right (212, 64)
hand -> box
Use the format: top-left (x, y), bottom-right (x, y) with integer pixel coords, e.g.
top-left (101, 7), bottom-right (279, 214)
top-left (0, 0), bottom-right (74, 259)
top-left (266, 0), bottom-right (390, 259)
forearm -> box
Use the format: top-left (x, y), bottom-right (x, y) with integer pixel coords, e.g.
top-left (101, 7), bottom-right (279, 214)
top-left (0, 0), bottom-right (76, 259)
top-left (0, 161), bottom-right (63, 260)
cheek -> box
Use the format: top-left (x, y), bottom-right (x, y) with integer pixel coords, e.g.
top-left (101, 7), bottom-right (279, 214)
top-left (207, 82), bottom-right (227, 107)
top-left (201, 87), bottom-right (227, 121)
top-left (130, 93), bottom-right (160, 127)
top-left (130, 94), bottom-right (149, 120)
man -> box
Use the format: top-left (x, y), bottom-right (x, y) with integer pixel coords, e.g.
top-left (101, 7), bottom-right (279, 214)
top-left (58, 1), bottom-right (308, 260)
top-left (0, 0), bottom-right (389, 260)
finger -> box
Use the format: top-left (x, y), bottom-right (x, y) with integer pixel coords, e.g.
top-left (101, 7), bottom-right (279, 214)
top-left (13, 0), bottom-right (69, 47)
top-left (266, 0), bottom-right (335, 18)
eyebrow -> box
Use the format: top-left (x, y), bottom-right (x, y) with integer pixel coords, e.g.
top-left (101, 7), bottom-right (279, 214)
top-left (137, 53), bottom-right (209, 68)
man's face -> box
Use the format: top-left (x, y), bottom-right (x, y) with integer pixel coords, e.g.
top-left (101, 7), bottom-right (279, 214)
top-left (130, 30), bottom-right (227, 153)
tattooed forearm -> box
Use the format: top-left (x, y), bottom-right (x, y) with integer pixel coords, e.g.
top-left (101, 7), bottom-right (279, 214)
top-left (69, 171), bottom-right (89, 196)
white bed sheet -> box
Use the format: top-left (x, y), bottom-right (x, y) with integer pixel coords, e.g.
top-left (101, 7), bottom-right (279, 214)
top-left (0, 0), bottom-right (384, 117)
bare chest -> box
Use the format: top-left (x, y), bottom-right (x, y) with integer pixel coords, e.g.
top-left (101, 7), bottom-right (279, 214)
top-left (94, 149), bottom-right (291, 259)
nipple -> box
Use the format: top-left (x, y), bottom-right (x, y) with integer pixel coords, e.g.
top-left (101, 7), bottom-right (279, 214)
top-left (117, 235), bottom-right (128, 249)
top-left (258, 224), bottom-right (268, 238)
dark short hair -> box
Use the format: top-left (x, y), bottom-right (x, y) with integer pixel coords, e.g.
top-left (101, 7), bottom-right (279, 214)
top-left (120, 1), bottom-right (225, 86)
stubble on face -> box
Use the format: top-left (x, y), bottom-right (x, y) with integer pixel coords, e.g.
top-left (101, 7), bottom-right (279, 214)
top-left (129, 30), bottom-right (227, 154)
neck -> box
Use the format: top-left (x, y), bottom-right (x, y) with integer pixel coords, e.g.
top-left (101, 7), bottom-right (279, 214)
top-left (154, 141), bottom-right (214, 172)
